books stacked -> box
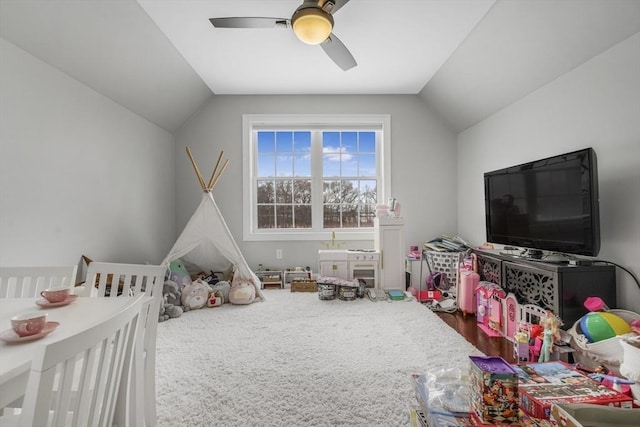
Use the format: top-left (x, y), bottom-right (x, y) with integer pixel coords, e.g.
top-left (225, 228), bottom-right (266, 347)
top-left (388, 290), bottom-right (405, 300)
top-left (424, 235), bottom-right (470, 253)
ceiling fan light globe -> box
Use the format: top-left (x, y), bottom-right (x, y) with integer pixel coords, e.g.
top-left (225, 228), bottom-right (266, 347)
top-left (292, 8), bottom-right (333, 45)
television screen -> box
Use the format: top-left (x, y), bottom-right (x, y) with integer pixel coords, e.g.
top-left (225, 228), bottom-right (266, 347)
top-left (484, 148), bottom-right (600, 257)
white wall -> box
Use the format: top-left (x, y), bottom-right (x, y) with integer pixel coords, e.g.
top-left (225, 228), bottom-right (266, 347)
top-left (457, 33), bottom-right (640, 311)
top-left (174, 95), bottom-right (457, 272)
top-left (0, 39), bottom-right (176, 269)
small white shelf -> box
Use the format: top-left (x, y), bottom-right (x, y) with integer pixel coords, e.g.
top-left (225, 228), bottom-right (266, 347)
top-left (254, 271), bottom-right (283, 289)
top-left (283, 270), bottom-right (312, 288)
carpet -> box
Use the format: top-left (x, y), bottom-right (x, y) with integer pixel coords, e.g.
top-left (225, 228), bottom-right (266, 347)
top-left (155, 290), bottom-right (484, 426)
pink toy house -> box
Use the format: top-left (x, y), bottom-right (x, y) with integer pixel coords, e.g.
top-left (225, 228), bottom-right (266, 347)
top-left (476, 281), bottom-right (506, 338)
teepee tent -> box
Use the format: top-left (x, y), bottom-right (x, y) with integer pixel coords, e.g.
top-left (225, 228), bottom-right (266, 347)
top-left (163, 148), bottom-right (264, 300)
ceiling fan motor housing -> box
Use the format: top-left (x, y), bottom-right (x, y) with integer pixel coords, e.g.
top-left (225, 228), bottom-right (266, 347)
top-left (291, 5), bottom-right (334, 45)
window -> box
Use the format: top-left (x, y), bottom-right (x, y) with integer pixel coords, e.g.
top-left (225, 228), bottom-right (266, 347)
top-left (243, 114), bottom-right (391, 241)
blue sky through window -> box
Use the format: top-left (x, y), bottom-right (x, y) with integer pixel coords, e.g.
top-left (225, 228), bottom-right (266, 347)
top-left (258, 130), bottom-right (376, 178)
top-left (258, 131), bottom-right (376, 177)
top-left (258, 131), bottom-right (311, 177)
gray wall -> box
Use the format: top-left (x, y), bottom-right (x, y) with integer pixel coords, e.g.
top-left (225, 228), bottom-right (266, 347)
top-left (0, 39), bottom-right (176, 268)
top-left (174, 95), bottom-right (457, 272)
top-left (3, 28), bottom-right (637, 313)
top-left (457, 33), bottom-right (640, 311)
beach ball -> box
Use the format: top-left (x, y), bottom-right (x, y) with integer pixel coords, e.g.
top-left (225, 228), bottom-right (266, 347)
top-left (578, 312), bottom-right (632, 343)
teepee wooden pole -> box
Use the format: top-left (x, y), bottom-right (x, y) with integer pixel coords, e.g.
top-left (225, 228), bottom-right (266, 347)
top-left (207, 151), bottom-right (225, 191)
top-left (210, 159), bottom-right (230, 190)
top-left (185, 146), bottom-right (207, 191)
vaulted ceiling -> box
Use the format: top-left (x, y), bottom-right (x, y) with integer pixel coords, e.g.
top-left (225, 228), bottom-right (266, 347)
top-left (1, 0), bottom-right (639, 133)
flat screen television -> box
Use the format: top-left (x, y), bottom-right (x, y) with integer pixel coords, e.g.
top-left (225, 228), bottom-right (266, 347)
top-left (484, 148), bottom-right (600, 257)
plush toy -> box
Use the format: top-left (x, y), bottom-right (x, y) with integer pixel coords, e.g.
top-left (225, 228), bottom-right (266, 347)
top-left (165, 303), bottom-right (183, 318)
top-left (201, 271), bottom-right (223, 286)
top-left (181, 279), bottom-right (212, 311)
top-left (159, 301), bottom-right (183, 322)
top-left (168, 259), bottom-right (192, 288)
top-left (211, 280), bottom-right (231, 303)
top-left (163, 280), bottom-right (182, 306)
top-left (158, 280), bottom-right (183, 322)
top-left (207, 290), bottom-right (224, 307)
top-left (159, 304), bottom-right (168, 322)
top-left (228, 279), bottom-right (256, 305)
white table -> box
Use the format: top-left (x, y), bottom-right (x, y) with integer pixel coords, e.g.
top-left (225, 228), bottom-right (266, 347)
top-left (0, 296), bottom-right (149, 409)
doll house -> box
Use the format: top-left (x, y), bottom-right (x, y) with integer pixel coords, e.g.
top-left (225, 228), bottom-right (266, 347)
top-left (476, 281), bottom-right (506, 338)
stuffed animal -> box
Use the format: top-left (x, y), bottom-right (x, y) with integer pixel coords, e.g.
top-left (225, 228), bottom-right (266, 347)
top-left (207, 290), bottom-right (224, 307)
top-left (158, 301), bottom-right (183, 322)
top-left (168, 259), bottom-right (192, 287)
top-left (181, 279), bottom-right (212, 310)
top-left (159, 304), bottom-right (168, 322)
top-left (211, 280), bottom-right (231, 303)
top-left (158, 280), bottom-right (184, 322)
top-left (165, 303), bottom-right (183, 318)
top-left (228, 279), bottom-right (256, 305)
top-left (163, 280), bottom-right (182, 306)
top-left (201, 271), bottom-right (222, 286)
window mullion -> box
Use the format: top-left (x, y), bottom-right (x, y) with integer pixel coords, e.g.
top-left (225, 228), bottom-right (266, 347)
top-left (310, 131), bottom-right (323, 231)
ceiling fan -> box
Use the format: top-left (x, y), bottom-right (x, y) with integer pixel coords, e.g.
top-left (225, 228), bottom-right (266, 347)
top-left (209, 0), bottom-right (357, 71)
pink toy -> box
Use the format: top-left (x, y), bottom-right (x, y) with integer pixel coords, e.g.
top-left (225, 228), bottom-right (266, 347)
top-left (584, 296), bottom-right (609, 312)
top-left (458, 254), bottom-right (479, 316)
top-left (503, 294), bottom-right (519, 341)
top-left (476, 282), bottom-right (506, 338)
top-left (529, 324), bottom-right (544, 361)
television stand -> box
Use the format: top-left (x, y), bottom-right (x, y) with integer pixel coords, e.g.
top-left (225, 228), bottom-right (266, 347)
top-left (474, 249), bottom-right (616, 329)
top-left (498, 250), bottom-right (571, 264)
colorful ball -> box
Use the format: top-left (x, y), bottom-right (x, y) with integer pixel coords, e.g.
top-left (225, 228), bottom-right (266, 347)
top-left (578, 312), bottom-right (632, 343)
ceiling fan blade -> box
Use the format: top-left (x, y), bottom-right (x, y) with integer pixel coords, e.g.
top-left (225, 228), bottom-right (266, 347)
top-left (209, 17), bottom-right (288, 29)
top-left (320, 33), bottom-right (357, 70)
top-left (325, 0), bottom-right (350, 14)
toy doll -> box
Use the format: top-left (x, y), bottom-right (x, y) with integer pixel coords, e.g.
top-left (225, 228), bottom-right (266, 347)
top-left (538, 311), bottom-right (562, 362)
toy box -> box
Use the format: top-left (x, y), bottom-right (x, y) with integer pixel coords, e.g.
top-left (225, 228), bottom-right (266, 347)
top-left (550, 402), bottom-right (640, 427)
top-left (513, 362), bottom-right (634, 419)
top-left (469, 356), bottom-right (519, 424)
top-left (290, 279), bottom-right (317, 292)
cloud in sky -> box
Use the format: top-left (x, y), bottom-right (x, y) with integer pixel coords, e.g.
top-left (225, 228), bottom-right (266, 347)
top-left (323, 145), bottom-right (353, 162)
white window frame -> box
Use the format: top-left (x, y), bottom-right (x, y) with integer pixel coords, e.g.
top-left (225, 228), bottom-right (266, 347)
top-left (242, 114), bottom-right (391, 241)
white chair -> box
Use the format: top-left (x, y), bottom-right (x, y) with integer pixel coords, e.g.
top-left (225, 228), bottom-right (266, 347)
top-left (1, 294), bottom-right (146, 427)
top-left (0, 267), bottom-right (77, 415)
top-left (81, 262), bottom-right (166, 427)
top-left (0, 266), bottom-right (78, 299)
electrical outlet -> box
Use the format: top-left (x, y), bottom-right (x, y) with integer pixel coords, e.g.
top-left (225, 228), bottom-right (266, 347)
top-left (276, 249), bottom-right (283, 259)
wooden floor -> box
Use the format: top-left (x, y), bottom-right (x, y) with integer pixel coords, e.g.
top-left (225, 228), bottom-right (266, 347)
top-left (435, 310), bottom-right (517, 364)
